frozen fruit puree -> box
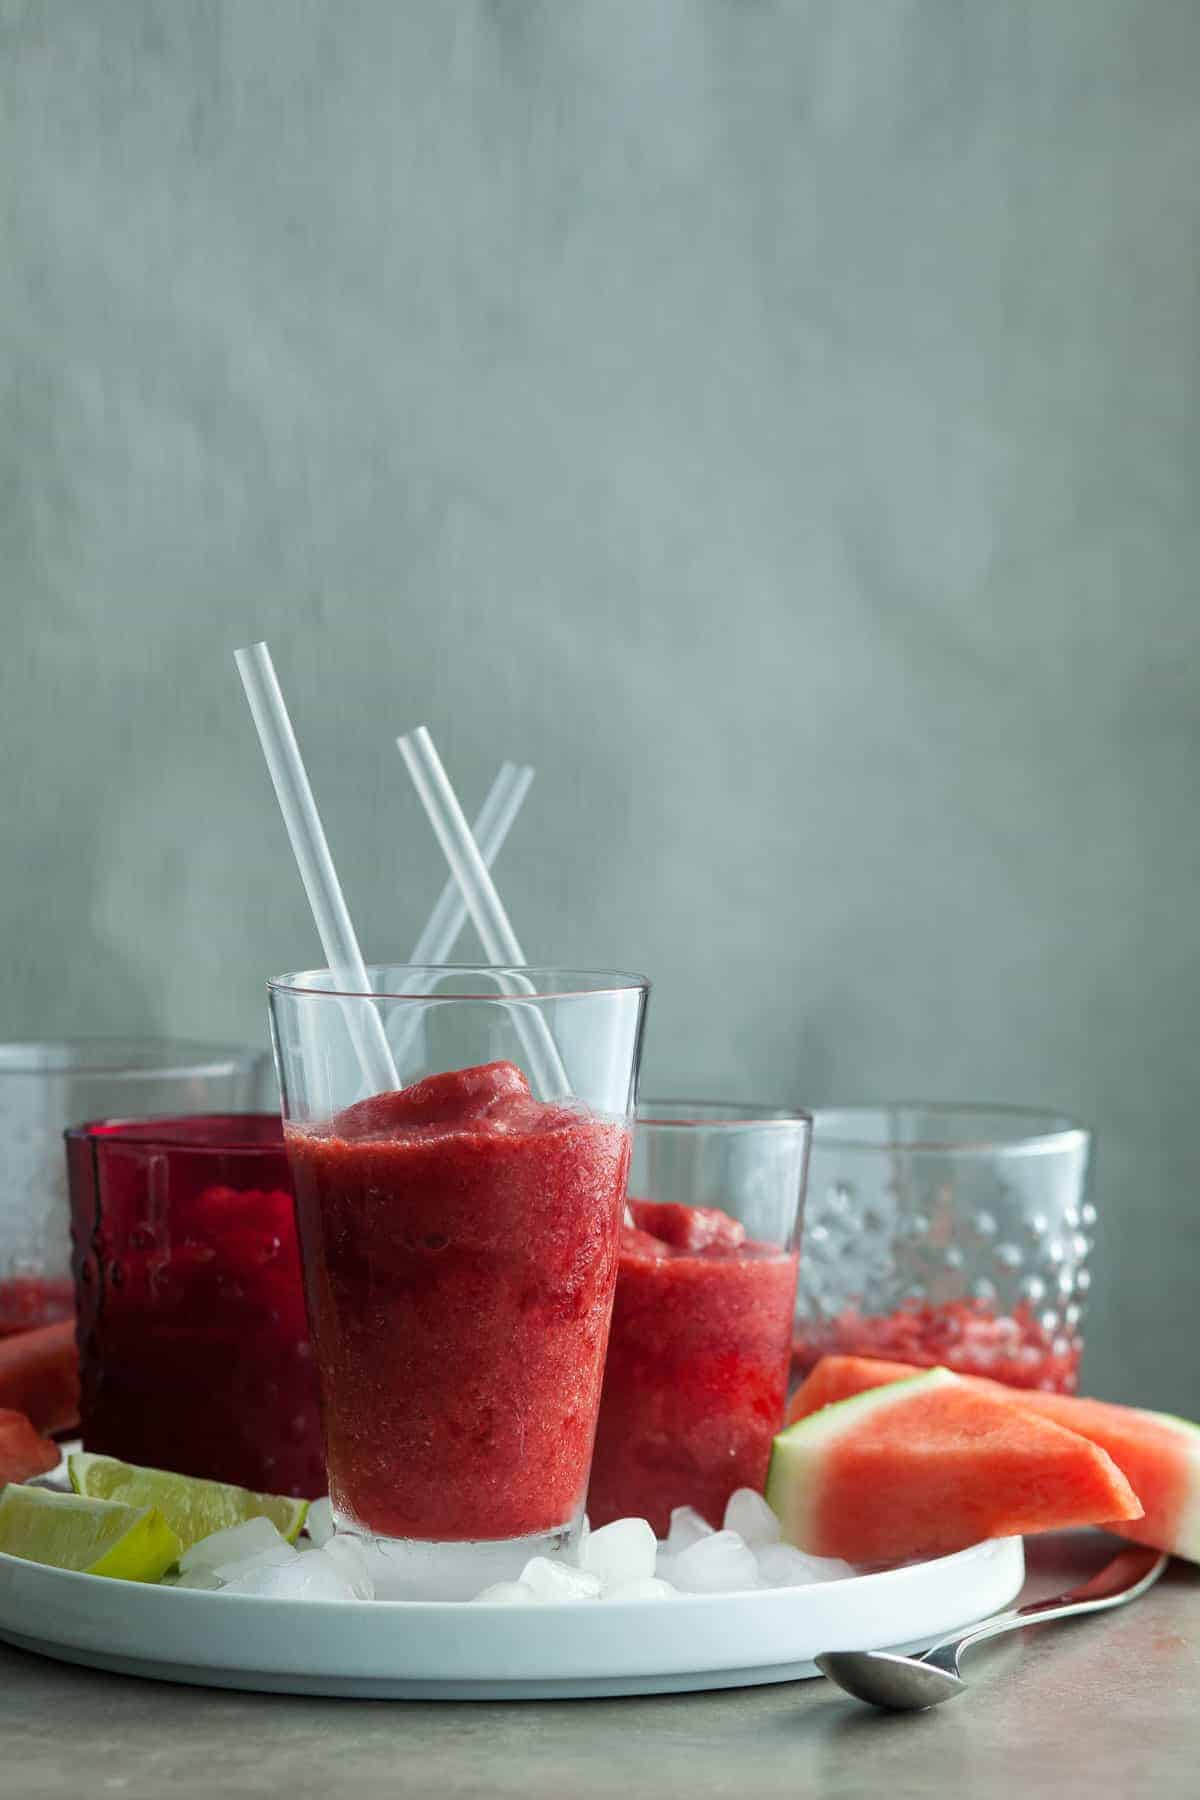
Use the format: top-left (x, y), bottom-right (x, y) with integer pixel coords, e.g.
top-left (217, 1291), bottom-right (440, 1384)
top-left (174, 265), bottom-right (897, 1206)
top-left (285, 1061), bottom-right (631, 1542)
top-left (791, 1297), bottom-right (1081, 1394)
top-left (588, 1199), bottom-right (799, 1535)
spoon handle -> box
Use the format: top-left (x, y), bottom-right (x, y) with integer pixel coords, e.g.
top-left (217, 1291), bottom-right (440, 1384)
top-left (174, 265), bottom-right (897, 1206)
top-left (925, 1544), bottom-right (1167, 1672)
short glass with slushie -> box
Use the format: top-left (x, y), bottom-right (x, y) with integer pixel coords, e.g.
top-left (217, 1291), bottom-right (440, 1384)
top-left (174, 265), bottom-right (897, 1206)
top-left (588, 1102), bottom-right (810, 1534)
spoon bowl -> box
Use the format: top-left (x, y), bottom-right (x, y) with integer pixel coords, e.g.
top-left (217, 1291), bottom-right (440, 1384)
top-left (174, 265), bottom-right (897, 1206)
top-left (816, 1648), bottom-right (965, 1710)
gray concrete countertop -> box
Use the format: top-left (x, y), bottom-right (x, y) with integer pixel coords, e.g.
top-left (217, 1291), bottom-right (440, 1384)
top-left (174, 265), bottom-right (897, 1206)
top-left (2, 1536), bottom-right (1197, 1799)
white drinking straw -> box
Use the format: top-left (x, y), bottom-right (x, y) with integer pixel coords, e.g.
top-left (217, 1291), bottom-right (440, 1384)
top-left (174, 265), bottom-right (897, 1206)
top-left (408, 762), bottom-right (534, 964)
top-left (235, 642), bottom-right (398, 1095)
top-left (397, 726), bottom-right (571, 1099)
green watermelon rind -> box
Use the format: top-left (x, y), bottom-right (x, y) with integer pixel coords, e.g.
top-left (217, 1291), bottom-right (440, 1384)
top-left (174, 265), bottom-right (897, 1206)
top-left (1141, 1409), bottom-right (1200, 1440)
top-left (1126, 1410), bottom-right (1200, 1563)
top-left (765, 1367), bottom-right (958, 1548)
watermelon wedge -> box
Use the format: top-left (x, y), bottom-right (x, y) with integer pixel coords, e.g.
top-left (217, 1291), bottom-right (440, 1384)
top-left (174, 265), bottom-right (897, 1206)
top-left (0, 1319), bottom-right (80, 1436)
top-left (766, 1366), bottom-right (1142, 1564)
top-left (788, 1354), bottom-right (1200, 1564)
top-left (0, 1407), bottom-right (61, 1485)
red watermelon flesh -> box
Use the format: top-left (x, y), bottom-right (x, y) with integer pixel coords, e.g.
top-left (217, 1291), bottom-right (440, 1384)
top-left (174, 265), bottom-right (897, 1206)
top-left (0, 1319), bottom-right (80, 1436)
top-left (788, 1354), bottom-right (950, 1422)
top-left (767, 1366), bottom-right (1141, 1564)
top-left (788, 1355), bottom-right (1200, 1564)
top-left (0, 1408), bottom-right (60, 1485)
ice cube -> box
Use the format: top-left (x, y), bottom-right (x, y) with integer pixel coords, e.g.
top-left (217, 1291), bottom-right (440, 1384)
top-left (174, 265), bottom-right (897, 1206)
top-left (472, 1581), bottom-right (539, 1604)
top-left (179, 1516), bottom-right (285, 1573)
top-left (518, 1557), bottom-right (603, 1602)
top-left (305, 1496), bottom-right (335, 1548)
top-left (318, 1535), bottom-right (375, 1600)
top-left (170, 1568), bottom-right (223, 1591)
top-left (601, 1577), bottom-right (675, 1602)
top-left (669, 1529), bottom-right (761, 1594)
top-left (754, 1543), bottom-right (854, 1588)
top-left (286, 1556), bottom-right (358, 1600)
top-left (222, 1555), bottom-right (355, 1601)
top-left (212, 1544), bottom-right (298, 1583)
top-left (664, 1505), bottom-right (714, 1556)
top-left (218, 1561), bottom-right (299, 1597)
top-left (656, 1504), bottom-right (717, 1582)
top-left (723, 1488), bottom-right (782, 1548)
top-left (580, 1518), bottom-right (657, 1591)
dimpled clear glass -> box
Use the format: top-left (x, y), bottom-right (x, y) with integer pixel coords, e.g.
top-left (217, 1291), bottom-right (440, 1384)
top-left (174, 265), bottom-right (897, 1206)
top-left (794, 1106), bottom-right (1093, 1394)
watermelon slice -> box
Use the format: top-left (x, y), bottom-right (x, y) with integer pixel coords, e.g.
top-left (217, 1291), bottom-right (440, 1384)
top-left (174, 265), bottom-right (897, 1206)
top-left (788, 1354), bottom-right (1200, 1564)
top-left (766, 1366), bottom-right (1142, 1564)
top-left (0, 1407), bottom-right (61, 1485)
top-left (0, 1319), bottom-right (80, 1436)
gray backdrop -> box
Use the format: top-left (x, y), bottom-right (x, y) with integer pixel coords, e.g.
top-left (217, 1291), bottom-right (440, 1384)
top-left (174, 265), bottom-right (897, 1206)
top-left (4, 2), bottom-right (1198, 1410)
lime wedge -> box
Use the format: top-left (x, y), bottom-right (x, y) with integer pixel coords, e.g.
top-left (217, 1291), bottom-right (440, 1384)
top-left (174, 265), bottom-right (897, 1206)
top-left (68, 1452), bottom-right (308, 1551)
top-left (0, 1485), bottom-right (180, 1581)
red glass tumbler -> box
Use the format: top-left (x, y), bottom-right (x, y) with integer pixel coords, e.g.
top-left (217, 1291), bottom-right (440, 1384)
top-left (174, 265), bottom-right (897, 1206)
top-left (67, 1114), bottom-right (323, 1497)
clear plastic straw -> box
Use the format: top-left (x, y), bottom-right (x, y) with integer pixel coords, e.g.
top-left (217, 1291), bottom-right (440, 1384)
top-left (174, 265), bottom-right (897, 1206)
top-left (388, 760), bottom-right (534, 1065)
top-left (235, 642), bottom-right (398, 1095)
top-left (409, 762), bottom-right (534, 964)
top-left (397, 727), bottom-right (571, 1099)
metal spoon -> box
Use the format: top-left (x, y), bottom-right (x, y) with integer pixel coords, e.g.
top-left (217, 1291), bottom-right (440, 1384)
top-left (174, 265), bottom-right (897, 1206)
top-left (816, 1542), bottom-right (1167, 1711)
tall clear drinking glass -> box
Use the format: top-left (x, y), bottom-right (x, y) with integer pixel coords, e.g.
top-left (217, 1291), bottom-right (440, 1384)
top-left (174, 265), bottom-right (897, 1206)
top-left (268, 966), bottom-right (648, 1593)
top-left (793, 1105), bottom-right (1093, 1394)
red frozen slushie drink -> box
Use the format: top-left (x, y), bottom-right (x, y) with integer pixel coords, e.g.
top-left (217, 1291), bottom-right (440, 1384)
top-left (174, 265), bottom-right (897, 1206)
top-left (285, 1061), bottom-right (631, 1542)
top-left (588, 1199), bottom-right (799, 1534)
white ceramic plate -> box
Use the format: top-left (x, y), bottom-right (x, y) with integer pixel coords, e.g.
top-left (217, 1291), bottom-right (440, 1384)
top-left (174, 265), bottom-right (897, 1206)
top-left (0, 1535), bottom-right (1024, 1699)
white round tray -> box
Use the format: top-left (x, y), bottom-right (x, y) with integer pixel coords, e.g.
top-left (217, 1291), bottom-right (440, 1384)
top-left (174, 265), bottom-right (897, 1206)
top-left (0, 1535), bottom-right (1024, 1699)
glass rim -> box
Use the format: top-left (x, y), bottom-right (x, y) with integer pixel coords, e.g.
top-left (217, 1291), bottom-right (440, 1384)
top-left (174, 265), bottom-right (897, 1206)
top-left (811, 1101), bottom-right (1090, 1156)
top-left (0, 1038), bottom-right (264, 1080)
top-left (267, 964), bottom-right (651, 1002)
top-left (65, 1112), bottom-right (284, 1154)
top-left (639, 1098), bottom-right (813, 1130)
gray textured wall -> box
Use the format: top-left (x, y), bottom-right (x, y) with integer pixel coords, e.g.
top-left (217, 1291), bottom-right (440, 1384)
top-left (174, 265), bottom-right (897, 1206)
top-left (4, 2), bottom-right (1198, 1410)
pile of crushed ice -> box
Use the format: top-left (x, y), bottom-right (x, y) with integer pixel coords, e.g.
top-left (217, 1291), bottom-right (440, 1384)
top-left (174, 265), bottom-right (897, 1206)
top-left (166, 1489), bottom-right (852, 1605)
top-left (168, 1498), bottom-right (373, 1601)
top-left (474, 1490), bottom-right (853, 1604)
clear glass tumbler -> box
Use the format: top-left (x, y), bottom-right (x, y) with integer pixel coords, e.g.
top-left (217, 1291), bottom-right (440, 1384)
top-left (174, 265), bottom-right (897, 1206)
top-left (0, 1039), bottom-right (266, 1338)
top-left (268, 965), bottom-right (648, 1589)
top-left (66, 1113), bottom-right (323, 1497)
top-left (588, 1102), bottom-right (811, 1534)
top-left (793, 1105), bottom-right (1093, 1394)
